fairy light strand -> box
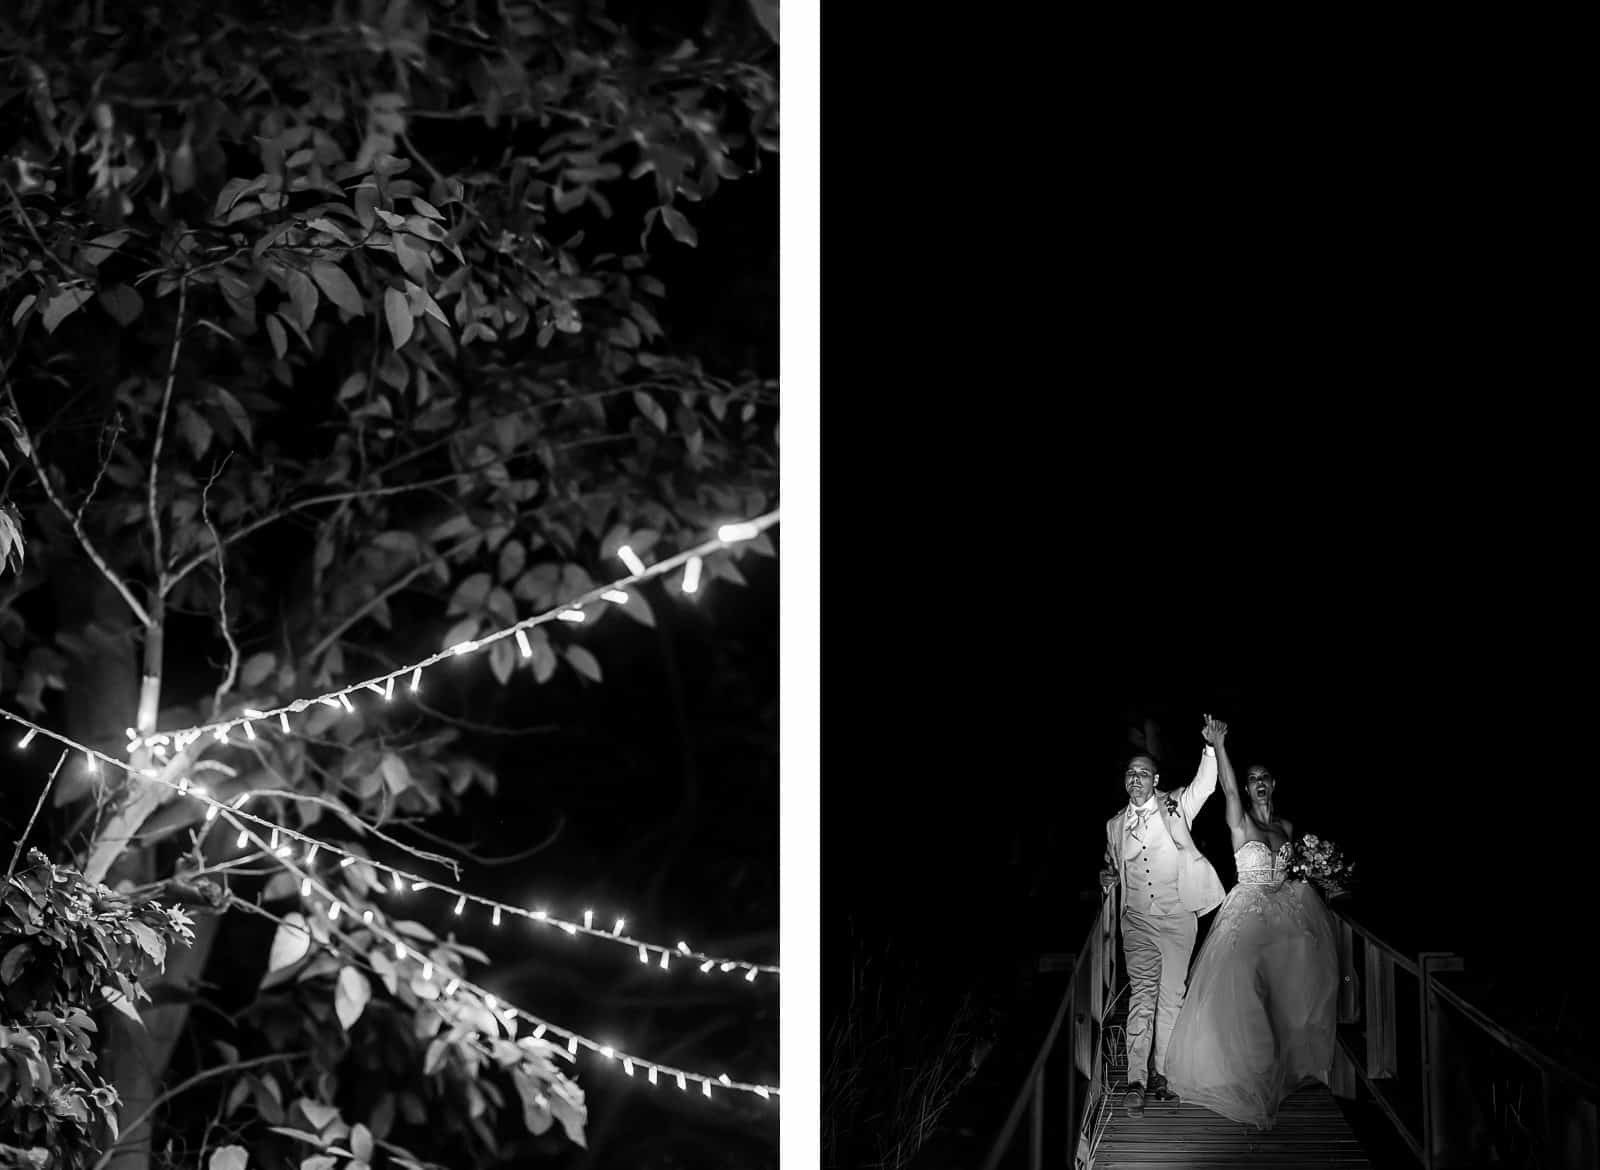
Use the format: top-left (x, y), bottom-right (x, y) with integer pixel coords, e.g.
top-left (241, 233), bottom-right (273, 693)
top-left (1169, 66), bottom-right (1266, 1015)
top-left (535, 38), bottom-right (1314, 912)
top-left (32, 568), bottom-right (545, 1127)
top-left (127, 511), bottom-right (779, 754)
top-left (0, 708), bottom-right (778, 978)
top-left (240, 822), bottom-right (777, 1101)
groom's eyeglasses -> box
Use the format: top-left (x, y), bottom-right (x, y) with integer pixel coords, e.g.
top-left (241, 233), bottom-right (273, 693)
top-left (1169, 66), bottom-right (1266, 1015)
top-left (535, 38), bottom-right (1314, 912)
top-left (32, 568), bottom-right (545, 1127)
top-left (1124, 768), bottom-right (1154, 781)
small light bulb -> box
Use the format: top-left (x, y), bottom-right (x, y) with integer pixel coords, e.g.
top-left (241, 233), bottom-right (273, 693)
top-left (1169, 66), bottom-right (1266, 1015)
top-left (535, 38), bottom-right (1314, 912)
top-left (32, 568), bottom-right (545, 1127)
top-left (413, 881), bottom-right (427, 892)
top-left (410, 667), bottom-right (422, 691)
top-left (269, 829), bottom-right (280, 849)
top-left (516, 629), bottom-right (532, 657)
top-left (236, 830), bottom-right (249, 848)
top-left (384, 677), bottom-right (395, 701)
top-left (422, 962), bottom-right (433, 979)
top-left (700, 961), bottom-right (714, 973)
top-left (189, 784), bottom-right (208, 800)
top-left (532, 908), bottom-right (548, 921)
top-left (364, 683), bottom-right (384, 697)
top-left (338, 692), bottom-right (355, 713)
top-left (745, 967), bottom-right (758, 983)
top-left (682, 556), bottom-right (703, 594)
top-left (393, 872), bottom-right (405, 892)
top-left (18, 728), bottom-right (38, 749)
top-left (276, 844), bottom-right (291, 858)
top-left (454, 895), bottom-right (466, 915)
top-left (362, 910), bottom-right (374, 924)
top-left (204, 804), bottom-right (219, 822)
top-left (613, 918), bottom-right (625, 936)
top-left (617, 545), bottom-right (646, 575)
top-left (213, 727), bottom-right (228, 743)
top-left (446, 978), bottom-right (460, 995)
top-left (492, 906), bottom-right (502, 926)
top-left (318, 697), bottom-right (340, 710)
top-left (306, 843), bottom-right (320, 863)
top-left (450, 640), bottom-right (477, 656)
top-left (583, 909), bottom-right (594, 929)
top-left (623, 1058), bottom-right (635, 1076)
top-left (568, 1036), bottom-right (579, 1056)
top-left (659, 950), bottom-right (670, 970)
top-left (329, 902), bottom-right (342, 921)
top-left (676, 940), bottom-right (691, 955)
top-left (177, 777), bottom-right (190, 795)
top-left (638, 945), bottom-right (649, 964)
top-left (484, 994), bottom-right (497, 1010)
top-left (676, 1072), bottom-right (687, 1091)
top-left (533, 1024), bottom-right (547, 1039)
top-left (720, 962), bottom-right (735, 972)
top-left (648, 1067), bottom-right (658, 1085)
top-left (602, 590), bottom-right (629, 604)
top-left (557, 608), bottom-right (584, 623)
top-left (755, 1085), bottom-right (771, 1099)
top-left (300, 878), bottom-right (311, 897)
top-left (719, 1073), bottom-right (732, 1086)
top-left (560, 922), bottom-right (577, 936)
top-left (279, 713), bottom-right (291, 733)
top-left (702, 1079), bottom-right (712, 1098)
top-left (85, 750), bottom-right (98, 772)
top-left (394, 941), bottom-right (404, 960)
top-left (718, 522), bottom-right (760, 543)
top-left (243, 721), bottom-right (257, 741)
top-left (600, 1045), bottom-right (614, 1059)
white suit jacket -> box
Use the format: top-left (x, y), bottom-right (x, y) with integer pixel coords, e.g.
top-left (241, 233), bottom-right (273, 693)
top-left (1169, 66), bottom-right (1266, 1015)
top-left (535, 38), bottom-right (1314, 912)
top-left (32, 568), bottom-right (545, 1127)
top-left (1103, 749), bottom-right (1225, 916)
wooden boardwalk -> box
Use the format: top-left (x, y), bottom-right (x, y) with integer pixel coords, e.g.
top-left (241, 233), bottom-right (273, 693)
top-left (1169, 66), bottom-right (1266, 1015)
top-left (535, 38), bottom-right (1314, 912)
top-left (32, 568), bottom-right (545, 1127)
top-left (1090, 1011), bottom-right (1374, 1169)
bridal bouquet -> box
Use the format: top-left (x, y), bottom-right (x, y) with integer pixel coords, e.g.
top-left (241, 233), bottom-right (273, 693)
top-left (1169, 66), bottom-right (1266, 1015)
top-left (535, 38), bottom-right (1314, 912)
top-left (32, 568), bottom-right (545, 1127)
top-left (1285, 834), bottom-right (1355, 900)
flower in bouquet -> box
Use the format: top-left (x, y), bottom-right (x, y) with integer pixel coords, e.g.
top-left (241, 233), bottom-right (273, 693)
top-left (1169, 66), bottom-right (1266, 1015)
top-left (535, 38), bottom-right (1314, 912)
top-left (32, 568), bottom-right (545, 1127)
top-left (1286, 833), bottom-right (1355, 899)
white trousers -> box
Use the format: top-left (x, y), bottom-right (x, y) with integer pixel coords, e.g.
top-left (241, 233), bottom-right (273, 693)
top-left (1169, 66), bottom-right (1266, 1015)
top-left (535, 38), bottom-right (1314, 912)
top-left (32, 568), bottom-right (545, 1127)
top-left (1121, 906), bottom-right (1197, 1084)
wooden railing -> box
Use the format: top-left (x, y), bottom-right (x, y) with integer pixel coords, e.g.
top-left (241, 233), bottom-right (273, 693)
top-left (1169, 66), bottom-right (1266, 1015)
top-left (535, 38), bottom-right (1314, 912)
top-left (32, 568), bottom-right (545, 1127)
top-left (1330, 903), bottom-right (1600, 1169)
top-left (979, 889), bottom-right (1119, 1170)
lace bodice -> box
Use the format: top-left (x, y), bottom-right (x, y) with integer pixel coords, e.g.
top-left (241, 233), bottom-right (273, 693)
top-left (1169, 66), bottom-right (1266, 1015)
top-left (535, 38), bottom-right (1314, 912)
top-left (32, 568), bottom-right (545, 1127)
top-left (1234, 839), bottom-right (1291, 885)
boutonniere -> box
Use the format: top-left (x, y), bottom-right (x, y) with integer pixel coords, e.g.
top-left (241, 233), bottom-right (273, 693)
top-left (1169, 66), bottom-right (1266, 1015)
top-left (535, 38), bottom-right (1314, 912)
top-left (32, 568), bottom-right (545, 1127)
top-left (1163, 796), bottom-right (1180, 818)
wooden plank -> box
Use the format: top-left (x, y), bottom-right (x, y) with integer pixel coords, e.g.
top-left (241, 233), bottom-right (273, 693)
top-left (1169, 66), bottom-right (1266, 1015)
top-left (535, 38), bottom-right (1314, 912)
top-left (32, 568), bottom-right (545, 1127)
top-left (1092, 1082), bottom-right (1374, 1168)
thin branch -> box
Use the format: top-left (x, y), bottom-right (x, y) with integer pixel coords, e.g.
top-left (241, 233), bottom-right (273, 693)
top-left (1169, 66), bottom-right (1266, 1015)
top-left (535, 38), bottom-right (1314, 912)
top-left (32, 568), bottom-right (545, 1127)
top-left (398, 814), bottom-right (567, 867)
top-left (90, 1052), bottom-right (305, 1170)
top-left (405, 693), bottom-right (559, 739)
top-left (200, 458), bottom-right (239, 719)
top-left (2, 177), bottom-right (75, 279)
top-left (304, 530), bottom-right (480, 663)
top-left (146, 277), bottom-right (187, 597)
top-left (0, 385), bottom-right (153, 627)
top-left (72, 412), bottom-right (124, 529)
top-left (5, 749), bottom-right (69, 881)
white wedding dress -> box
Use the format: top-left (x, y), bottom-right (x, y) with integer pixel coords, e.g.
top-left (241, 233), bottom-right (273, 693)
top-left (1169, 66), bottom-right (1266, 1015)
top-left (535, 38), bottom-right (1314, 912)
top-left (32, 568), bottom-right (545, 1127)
top-left (1164, 839), bottom-right (1339, 1129)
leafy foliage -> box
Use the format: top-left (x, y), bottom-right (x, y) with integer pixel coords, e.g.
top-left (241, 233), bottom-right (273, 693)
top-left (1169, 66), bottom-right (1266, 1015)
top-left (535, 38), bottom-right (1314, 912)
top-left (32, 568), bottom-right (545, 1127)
top-left (1, 850), bottom-right (195, 1170)
top-left (0, 0), bottom-right (777, 1165)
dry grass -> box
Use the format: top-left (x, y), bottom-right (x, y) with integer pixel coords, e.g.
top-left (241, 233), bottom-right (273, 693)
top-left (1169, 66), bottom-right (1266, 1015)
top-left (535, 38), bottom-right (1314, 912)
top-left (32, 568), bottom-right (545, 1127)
top-left (823, 929), bottom-right (990, 1170)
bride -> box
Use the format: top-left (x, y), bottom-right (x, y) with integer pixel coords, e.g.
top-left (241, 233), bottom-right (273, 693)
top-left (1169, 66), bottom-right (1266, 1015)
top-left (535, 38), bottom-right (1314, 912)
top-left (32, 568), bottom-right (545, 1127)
top-left (1163, 727), bottom-right (1340, 1129)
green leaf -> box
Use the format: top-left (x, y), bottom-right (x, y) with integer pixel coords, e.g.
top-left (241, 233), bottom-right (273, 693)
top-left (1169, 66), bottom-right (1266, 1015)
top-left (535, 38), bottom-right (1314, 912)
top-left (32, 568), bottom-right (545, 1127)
top-left (265, 313), bottom-right (288, 359)
top-left (98, 284), bottom-right (144, 326)
top-left (660, 206), bottom-right (699, 247)
top-left (310, 262), bottom-right (366, 317)
top-left (241, 652), bottom-right (277, 689)
top-left (208, 384), bottom-right (255, 447)
top-left (529, 635), bottom-right (557, 684)
top-left (266, 914), bottom-right (311, 975)
top-left (1, 943), bottom-right (32, 984)
top-left (613, 590), bottom-right (656, 628)
top-left (41, 286), bottom-right (95, 333)
top-left (379, 753), bottom-right (412, 794)
top-left (448, 573), bottom-right (491, 615)
top-left (101, 983), bottom-right (144, 1022)
top-left (286, 270), bottom-right (320, 331)
top-left (209, 1146), bottom-right (248, 1170)
top-left (564, 646), bottom-right (602, 682)
top-left (177, 403), bottom-right (214, 458)
top-left (350, 1123), bottom-right (374, 1163)
top-left (384, 287), bottom-right (414, 349)
top-left (489, 639), bottom-right (515, 685)
top-left (633, 391), bottom-right (668, 433)
top-left (334, 966), bottom-right (372, 1031)
top-left (128, 921), bottom-right (168, 966)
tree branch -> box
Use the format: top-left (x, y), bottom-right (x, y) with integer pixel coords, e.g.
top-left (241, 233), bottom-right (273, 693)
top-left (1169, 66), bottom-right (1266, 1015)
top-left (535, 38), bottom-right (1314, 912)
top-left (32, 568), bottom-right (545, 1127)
top-left (5, 748), bottom-right (69, 881)
top-left (90, 1052), bottom-right (305, 1170)
top-left (0, 385), bottom-right (153, 627)
top-left (147, 277), bottom-right (187, 596)
top-left (200, 459), bottom-right (239, 719)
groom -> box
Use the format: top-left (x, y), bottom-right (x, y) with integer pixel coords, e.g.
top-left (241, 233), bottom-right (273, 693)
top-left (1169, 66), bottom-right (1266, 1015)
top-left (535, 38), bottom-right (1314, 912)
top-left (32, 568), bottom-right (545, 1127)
top-left (1099, 715), bottom-right (1227, 1116)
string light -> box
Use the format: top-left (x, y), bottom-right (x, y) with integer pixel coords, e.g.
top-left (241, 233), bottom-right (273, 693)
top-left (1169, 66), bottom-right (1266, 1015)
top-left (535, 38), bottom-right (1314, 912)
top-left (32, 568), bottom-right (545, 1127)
top-left (118, 513), bottom-right (778, 754)
top-left (516, 629), bottom-right (532, 656)
top-left (17, 728), bottom-right (37, 749)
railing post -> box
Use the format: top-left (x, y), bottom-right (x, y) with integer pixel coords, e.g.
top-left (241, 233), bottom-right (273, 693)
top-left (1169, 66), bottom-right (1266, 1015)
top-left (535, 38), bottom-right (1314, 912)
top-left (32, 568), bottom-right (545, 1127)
top-left (1337, 918), bottom-right (1360, 1024)
top-left (1365, 946), bottom-right (1397, 1078)
top-left (1419, 952), bottom-right (1468, 1170)
top-left (1066, 1009), bottom-right (1078, 1166)
top-left (1030, 1066), bottom-right (1044, 1170)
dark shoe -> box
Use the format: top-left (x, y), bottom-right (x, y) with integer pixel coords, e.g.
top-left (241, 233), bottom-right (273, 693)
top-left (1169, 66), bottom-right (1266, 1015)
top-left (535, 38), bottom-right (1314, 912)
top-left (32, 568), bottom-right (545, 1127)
top-left (1123, 1082), bottom-right (1145, 1116)
top-left (1147, 1074), bottom-right (1179, 1103)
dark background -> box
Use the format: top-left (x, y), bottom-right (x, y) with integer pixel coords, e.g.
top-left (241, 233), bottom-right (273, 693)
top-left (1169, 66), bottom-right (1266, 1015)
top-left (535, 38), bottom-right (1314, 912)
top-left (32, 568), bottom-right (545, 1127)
top-left (819, 16), bottom-right (1591, 1163)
